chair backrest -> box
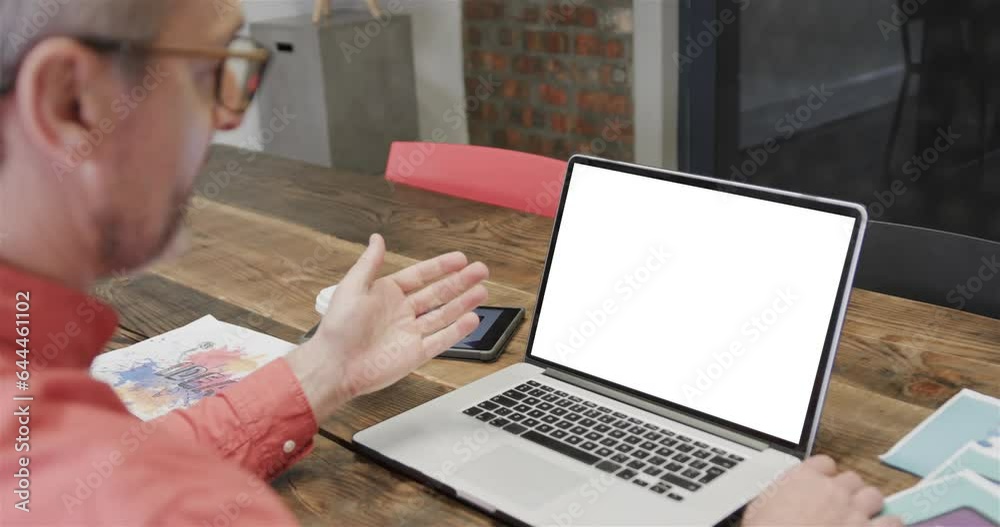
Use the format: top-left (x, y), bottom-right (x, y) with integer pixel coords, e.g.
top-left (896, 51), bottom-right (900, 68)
top-left (385, 142), bottom-right (568, 217)
top-left (855, 221), bottom-right (1000, 319)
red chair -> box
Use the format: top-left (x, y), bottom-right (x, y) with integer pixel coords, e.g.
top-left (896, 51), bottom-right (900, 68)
top-left (385, 142), bottom-right (567, 217)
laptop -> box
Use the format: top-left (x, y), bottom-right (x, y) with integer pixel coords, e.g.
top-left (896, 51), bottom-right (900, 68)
top-left (355, 156), bottom-right (868, 526)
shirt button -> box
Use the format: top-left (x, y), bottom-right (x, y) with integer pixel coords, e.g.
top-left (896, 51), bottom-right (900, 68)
top-left (283, 440), bottom-right (296, 454)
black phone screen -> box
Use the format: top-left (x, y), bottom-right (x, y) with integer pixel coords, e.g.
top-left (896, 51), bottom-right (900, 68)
top-left (453, 307), bottom-right (521, 350)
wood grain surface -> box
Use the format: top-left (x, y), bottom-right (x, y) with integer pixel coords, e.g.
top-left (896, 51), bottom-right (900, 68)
top-left (101, 146), bottom-right (1000, 523)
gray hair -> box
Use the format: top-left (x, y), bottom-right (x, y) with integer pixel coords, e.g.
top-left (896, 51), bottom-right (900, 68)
top-left (0, 0), bottom-right (171, 91)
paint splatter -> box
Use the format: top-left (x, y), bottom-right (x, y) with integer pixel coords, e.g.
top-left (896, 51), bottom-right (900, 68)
top-left (90, 315), bottom-right (296, 420)
top-left (112, 360), bottom-right (160, 389)
top-left (189, 347), bottom-right (262, 373)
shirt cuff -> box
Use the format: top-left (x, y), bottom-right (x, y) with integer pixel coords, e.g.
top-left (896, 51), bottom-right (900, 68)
top-left (224, 357), bottom-right (318, 479)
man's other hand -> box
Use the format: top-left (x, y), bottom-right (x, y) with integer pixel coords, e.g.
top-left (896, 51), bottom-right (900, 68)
top-left (743, 455), bottom-right (903, 527)
top-left (287, 234), bottom-right (489, 419)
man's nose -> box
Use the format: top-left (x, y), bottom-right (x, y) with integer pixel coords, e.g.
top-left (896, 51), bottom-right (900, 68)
top-left (215, 106), bottom-right (244, 131)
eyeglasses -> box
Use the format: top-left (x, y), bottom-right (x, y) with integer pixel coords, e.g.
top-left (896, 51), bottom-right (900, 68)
top-left (0, 35), bottom-right (272, 113)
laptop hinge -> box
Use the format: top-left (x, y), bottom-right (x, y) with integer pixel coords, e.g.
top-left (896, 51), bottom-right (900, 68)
top-left (543, 368), bottom-right (770, 452)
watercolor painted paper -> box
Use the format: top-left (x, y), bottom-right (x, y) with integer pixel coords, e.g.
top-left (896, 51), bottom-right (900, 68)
top-left (91, 316), bottom-right (295, 420)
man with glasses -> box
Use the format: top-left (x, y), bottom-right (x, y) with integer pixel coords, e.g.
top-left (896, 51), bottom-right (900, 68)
top-left (0, 1), bottom-right (489, 524)
top-left (0, 1), bottom-right (898, 525)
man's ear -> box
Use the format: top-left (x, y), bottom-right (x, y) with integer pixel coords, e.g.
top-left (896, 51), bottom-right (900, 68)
top-left (14, 37), bottom-right (111, 165)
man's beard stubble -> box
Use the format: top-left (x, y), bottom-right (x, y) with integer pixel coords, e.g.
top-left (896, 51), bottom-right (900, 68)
top-left (99, 186), bottom-right (194, 276)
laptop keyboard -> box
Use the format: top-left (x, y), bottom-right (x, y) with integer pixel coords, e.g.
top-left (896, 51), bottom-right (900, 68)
top-left (462, 380), bottom-right (746, 502)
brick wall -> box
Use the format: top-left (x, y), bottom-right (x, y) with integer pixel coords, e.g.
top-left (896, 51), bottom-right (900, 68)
top-left (462, 0), bottom-right (635, 161)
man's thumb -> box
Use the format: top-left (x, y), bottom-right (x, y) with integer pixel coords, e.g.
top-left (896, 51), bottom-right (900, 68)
top-left (344, 234), bottom-right (385, 290)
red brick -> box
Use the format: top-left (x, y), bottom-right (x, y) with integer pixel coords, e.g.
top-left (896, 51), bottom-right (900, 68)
top-left (464, 0), bottom-right (504, 20)
top-left (505, 128), bottom-right (524, 149)
top-left (554, 138), bottom-right (571, 158)
top-left (605, 38), bottom-right (626, 59)
top-left (576, 118), bottom-right (600, 136)
top-left (498, 28), bottom-right (514, 47)
top-left (466, 50), bottom-right (481, 69)
top-left (508, 106), bottom-right (531, 124)
top-left (481, 52), bottom-right (508, 72)
top-left (550, 112), bottom-right (569, 134)
top-left (473, 52), bottom-right (486, 70)
top-left (575, 91), bottom-right (632, 115)
top-left (543, 32), bottom-right (569, 54)
top-left (556, 113), bottom-right (583, 135)
top-left (577, 91), bottom-right (608, 112)
top-left (465, 27), bottom-right (482, 47)
top-left (575, 34), bottom-right (601, 56)
top-left (540, 137), bottom-right (557, 157)
top-left (471, 103), bottom-right (483, 121)
top-left (544, 3), bottom-right (575, 25)
top-left (523, 31), bottom-right (543, 52)
top-left (599, 65), bottom-right (628, 85)
top-left (472, 101), bottom-right (499, 122)
top-left (543, 58), bottom-right (570, 82)
top-left (468, 121), bottom-right (489, 144)
top-left (544, 58), bottom-right (566, 74)
top-left (538, 138), bottom-right (570, 158)
top-left (619, 123), bottom-right (635, 139)
top-left (502, 79), bottom-right (528, 99)
top-left (576, 6), bottom-right (598, 27)
top-left (599, 65), bottom-right (612, 85)
top-left (523, 134), bottom-right (544, 155)
top-left (517, 6), bottom-right (540, 22)
top-left (492, 129), bottom-right (507, 147)
top-left (520, 107), bottom-right (535, 127)
top-left (539, 84), bottom-right (568, 106)
top-left (608, 94), bottom-right (628, 115)
top-left (509, 106), bottom-right (543, 128)
top-left (490, 2), bottom-right (504, 19)
top-left (514, 55), bottom-right (543, 75)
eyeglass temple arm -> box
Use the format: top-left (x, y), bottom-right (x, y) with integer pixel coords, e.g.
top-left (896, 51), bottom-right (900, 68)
top-left (153, 45), bottom-right (270, 62)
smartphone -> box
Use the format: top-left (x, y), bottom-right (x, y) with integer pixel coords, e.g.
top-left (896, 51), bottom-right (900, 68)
top-left (438, 306), bottom-right (524, 362)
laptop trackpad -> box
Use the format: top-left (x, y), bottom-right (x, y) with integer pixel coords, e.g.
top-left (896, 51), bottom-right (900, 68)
top-left (456, 445), bottom-right (588, 509)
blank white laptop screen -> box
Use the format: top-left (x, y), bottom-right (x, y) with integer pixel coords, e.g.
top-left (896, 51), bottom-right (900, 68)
top-left (531, 164), bottom-right (857, 443)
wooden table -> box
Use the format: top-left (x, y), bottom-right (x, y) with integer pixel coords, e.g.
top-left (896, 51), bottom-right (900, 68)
top-left (100, 145), bottom-right (1000, 526)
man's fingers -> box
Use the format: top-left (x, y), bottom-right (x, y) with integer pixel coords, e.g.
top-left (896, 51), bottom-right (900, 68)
top-left (833, 471), bottom-right (865, 494)
top-left (342, 234), bottom-right (386, 291)
top-left (408, 262), bottom-right (489, 315)
top-left (422, 311), bottom-right (483, 358)
top-left (389, 251), bottom-right (469, 293)
top-left (852, 486), bottom-right (885, 518)
top-left (416, 284), bottom-right (489, 336)
top-left (869, 514), bottom-right (904, 527)
top-left (801, 454), bottom-right (838, 476)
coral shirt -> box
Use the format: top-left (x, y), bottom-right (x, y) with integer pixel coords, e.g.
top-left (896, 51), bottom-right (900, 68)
top-left (0, 263), bottom-right (317, 525)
